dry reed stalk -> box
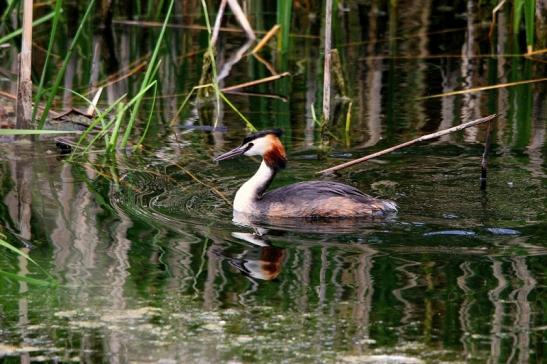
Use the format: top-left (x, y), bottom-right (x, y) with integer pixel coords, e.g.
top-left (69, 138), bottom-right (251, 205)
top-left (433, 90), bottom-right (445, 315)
top-left (318, 114), bottom-right (497, 174)
top-left (16, 0), bottom-right (33, 129)
top-left (221, 72), bottom-right (290, 92)
top-left (322, 0), bottom-right (333, 124)
top-left (252, 24), bottom-right (280, 54)
top-left (86, 87), bottom-right (103, 116)
top-left (112, 19), bottom-right (320, 39)
top-left (419, 77), bottom-right (547, 99)
top-left (226, 0), bottom-right (255, 40)
top-left (211, 0), bottom-right (227, 46)
top-left (252, 52), bottom-right (278, 75)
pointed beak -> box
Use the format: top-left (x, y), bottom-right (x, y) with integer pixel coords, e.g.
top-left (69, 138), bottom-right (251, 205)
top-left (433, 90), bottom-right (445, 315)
top-left (213, 145), bottom-right (247, 162)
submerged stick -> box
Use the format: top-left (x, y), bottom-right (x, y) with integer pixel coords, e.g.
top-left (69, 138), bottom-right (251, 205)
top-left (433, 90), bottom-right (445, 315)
top-left (480, 119), bottom-right (494, 190)
top-left (318, 114), bottom-right (497, 175)
top-left (15, 0), bottom-right (33, 129)
top-left (322, 0), bottom-right (333, 124)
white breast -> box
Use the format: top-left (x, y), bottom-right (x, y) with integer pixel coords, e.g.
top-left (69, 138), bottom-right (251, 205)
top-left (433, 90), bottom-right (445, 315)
top-left (233, 161), bottom-right (274, 214)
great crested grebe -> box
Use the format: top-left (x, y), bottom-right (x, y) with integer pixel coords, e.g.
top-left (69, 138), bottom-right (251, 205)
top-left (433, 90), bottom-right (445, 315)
top-left (214, 129), bottom-right (397, 218)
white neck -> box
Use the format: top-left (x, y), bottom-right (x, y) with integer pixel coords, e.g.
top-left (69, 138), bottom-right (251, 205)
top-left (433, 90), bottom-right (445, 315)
top-left (233, 160), bottom-right (275, 214)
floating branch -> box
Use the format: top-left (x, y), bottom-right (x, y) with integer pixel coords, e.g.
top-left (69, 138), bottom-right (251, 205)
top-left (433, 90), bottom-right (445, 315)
top-left (318, 114), bottom-right (497, 175)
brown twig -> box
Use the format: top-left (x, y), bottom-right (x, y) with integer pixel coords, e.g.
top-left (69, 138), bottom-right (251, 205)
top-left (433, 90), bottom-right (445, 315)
top-left (252, 52), bottom-right (278, 75)
top-left (317, 114), bottom-right (497, 175)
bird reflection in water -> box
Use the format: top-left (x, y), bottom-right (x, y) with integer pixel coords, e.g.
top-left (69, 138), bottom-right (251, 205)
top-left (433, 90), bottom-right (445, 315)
top-left (214, 228), bottom-right (285, 281)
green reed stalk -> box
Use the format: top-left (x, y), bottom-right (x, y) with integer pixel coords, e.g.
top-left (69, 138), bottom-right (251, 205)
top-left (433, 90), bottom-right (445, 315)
top-left (219, 92), bottom-right (255, 131)
top-left (60, 87), bottom-right (110, 143)
top-left (120, 0), bottom-right (174, 149)
top-left (199, 0), bottom-right (221, 124)
top-left (38, 0), bottom-right (95, 130)
top-left (32, 0), bottom-right (63, 123)
top-left (0, 11), bottom-right (55, 46)
top-left (277, 0), bottom-right (292, 52)
top-left (523, 0), bottom-right (535, 52)
top-left (198, 0), bottom-right (255, 131)
top-left (1, 0), bottom-right (19, 23)
top-left (107, 103), bottom-right (125, 153)
top-left (70, 94), bottom-right (127, 158)
top-left (137, 82), bottom-right (158, 146)
top-left (88, 81), bottom-right (156, 153)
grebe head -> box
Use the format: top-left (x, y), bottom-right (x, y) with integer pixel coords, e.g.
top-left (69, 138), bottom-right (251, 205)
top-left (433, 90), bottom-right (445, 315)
top-left (214, 129), bottom-right (287, 171)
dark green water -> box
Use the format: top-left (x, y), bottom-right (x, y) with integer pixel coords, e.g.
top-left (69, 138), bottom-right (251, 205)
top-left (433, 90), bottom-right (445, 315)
top-left (1, 2), bottom-right (546, 363)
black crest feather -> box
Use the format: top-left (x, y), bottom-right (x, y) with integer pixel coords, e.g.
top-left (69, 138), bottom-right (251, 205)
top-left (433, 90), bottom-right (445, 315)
top-left (242, 129), bottom-right (283, 144)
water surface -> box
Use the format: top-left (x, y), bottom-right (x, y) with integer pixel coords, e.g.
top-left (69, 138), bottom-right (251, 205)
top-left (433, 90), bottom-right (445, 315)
top-left (1, 2), bottom-right (546, 363)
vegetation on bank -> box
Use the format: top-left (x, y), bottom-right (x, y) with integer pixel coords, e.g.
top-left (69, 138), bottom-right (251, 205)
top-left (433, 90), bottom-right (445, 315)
top-left (0, 0), bottom-right (543, 144)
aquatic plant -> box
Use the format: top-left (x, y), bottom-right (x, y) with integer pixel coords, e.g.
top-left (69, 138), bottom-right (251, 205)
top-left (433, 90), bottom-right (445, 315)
top-left (0, 233), bottom-right (56, 287)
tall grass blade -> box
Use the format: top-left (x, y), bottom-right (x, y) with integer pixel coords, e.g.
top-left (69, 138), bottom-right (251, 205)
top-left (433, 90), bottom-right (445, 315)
top-left (219, 92), bottom-right (256, 131)
top-left (277, 0), bottom-right (292, 52)
top-left (32, 0), bottom-right (63, 123)
top-left (107, 103), bottom-right (125, 153)
top-left (137, 82), bottom-right (158, 146)
top-left (0, 237), bottom-right (35, 263)
top-left (70, 94), bottom-right (126, 157)
top-left (512, 0), bottom-right (524, 36)
top-left (523, 0), bottom-right (535, 52)
top-left (0, 12), bottom-right (55, 45)
top-left (1, 0), bottom-right (20, 23)
top-left (121, 0), bottom-right (174, 149)
top-left (38, 0), bottom-right (96, 130)
top-left (199, 0), bottom-right (221, 123)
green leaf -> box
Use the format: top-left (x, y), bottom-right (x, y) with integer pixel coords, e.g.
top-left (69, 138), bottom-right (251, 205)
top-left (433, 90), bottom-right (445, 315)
top-left (0, 238), bottom-right (39, 266)
top-left (0, 237), bottom-right (57, 283)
